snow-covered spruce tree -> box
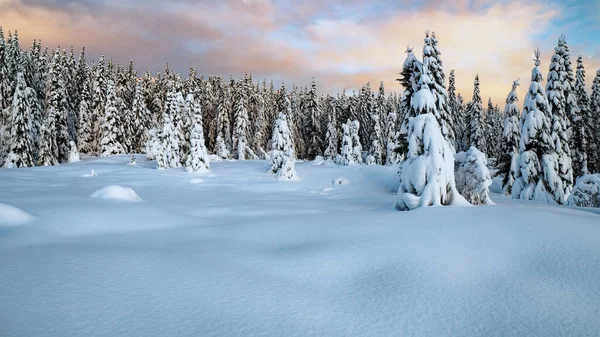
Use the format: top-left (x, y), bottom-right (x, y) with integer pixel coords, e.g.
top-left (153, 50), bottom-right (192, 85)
top-left (269, 97), bottom-right (297, 180)
top-left (397, 46), bottom-right (421, 159)
top-left (366, 113), bottom-right (383, 165)
top-left (323, 95), bottom-right (339, 160)
top-left (77, 63), bottom-right (94, 155)
top-left (572, 55), bottom-right (590, 177)
top-left (100, 80), bottom-right (125, 157)
top-left (156, 86), bottom-right (181, 169)
top-left (385, 107), bottom-right (401, 166)
top-left (546, 40), bottom-right (573, 203)
top-left (424, 31), bottom-right (455, 150)
top-left (591, 70), bottom-right (600, 173)
top-left (337, 120), bottom-right (356, 166)
top-left (485, 98), bottom-right (503, 161)
top-left (455, 146), bottom-right (493, 205)
top-left (396, 62), bottom-right (463, 211)
top-left (499, 79), bottom-right (521, 196)
top-left (559, 36), bottom-right (578, 139)
top-left (512, 49), bottom-right (559, 203)
top-left (172, 90), bottom-right (190, 165)
top-left (305, 79), bottom-right (323, 160)
top-left (231, 80), bottom-right (256, 160)
top-left (448, 69), bottom-right (464, 151)
top-left (3, 72), bottom-right (33, 168)
top-left (376, 82), bottom-right (387, 151)
top-left (357, 83), bottom-right (374, 149)
top-left (186, 94), bottom-right (210, 173)
top-left (37, 107), bottom-right (58, 166)
top-left (115, 66), bottom-right (134, 153)
top-left (350, 120), bottom-right (363, 164)
top-left (44, 49), bottom-right (71, 163)
top-left (469, 75), bottom-right (486, 154)
top-left (132, 82), bottom-right (151, 153)
top-left (215, 80), bottom-right (232, 159)
top-left (90, 55), bottom-right (107, 155)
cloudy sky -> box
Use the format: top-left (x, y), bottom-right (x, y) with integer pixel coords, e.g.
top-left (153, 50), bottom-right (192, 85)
top-left (1, 0), bottom-right (599, 104)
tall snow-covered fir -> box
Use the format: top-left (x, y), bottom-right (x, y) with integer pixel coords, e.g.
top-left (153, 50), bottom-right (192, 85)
top-left (500, 79), bottom-right (521, 196)
top-left (469, 75), bottom-right (486, 153)
top-left (512, 48), bottom-right (560, 203)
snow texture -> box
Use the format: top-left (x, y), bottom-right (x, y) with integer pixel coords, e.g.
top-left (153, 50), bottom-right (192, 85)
top-left (90, 185), bottom-right (142, 202)
top-left (1, 157), bottom-right (600, 337)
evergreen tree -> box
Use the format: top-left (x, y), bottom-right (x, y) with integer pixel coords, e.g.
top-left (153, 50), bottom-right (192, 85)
top-left (572, 55), bottom-right (590, 176)
top-left (186, 94), bottom-right (210, 173)
top-left (588, 70), bottom-right (600, 173)
top-left (132, 82), bottom-right (151, 153)
top-left (269, 97), bottom-right (297, 180)
top-left (546, 39), bottom-right (574, 203)
top-left (45, 49), bottom-right (70, 163)
top-left (215, 80), bottom-right (231, 159)
top-left (77, 63), bottom-right (94, 154)
top-left (424, 31), bottom-right (455, 149)
top-left (156, 84), bottom-right (181, 169)
top-left (232, 79), bottom-right (254, 160)
top-left (100, 80), bottom-right (125, 156)
top-left (338, 120), bottom-right (357, 166)
top-left (357, 82), bottom-right (374, 148)
top-left (469, 75), bottom-right (486, 153)
top-left (305, 79), bottom-right (323, 159)
top-left (385, 107), bottom-right (401, 166)
top-left (90, 55), bottom-right (107, 155)
top-left (397, 46), bottom-right (421, 159)
top-left (37, 108), bottom-right (59, 166)
top-left (3, 72), bottom-right (33, 168)
top-left (350, 120), bottom-right (362, 164)
top-left (323, 95), bottom-right (338, 160)
top-left (512, 48), bottom-right (560, 203)
top-left (500, 79), bottom-right (521, 196)
top-left (366, 112), bottom-right (383, 165)
top-left (448, 69), bottom-right (463, 150)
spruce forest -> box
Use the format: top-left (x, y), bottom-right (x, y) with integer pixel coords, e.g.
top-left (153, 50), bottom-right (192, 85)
top-left (1, 28), bottom-right (599, 207)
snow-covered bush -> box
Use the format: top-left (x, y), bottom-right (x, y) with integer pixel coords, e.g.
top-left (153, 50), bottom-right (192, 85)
top-left (455, 146), bottom-right (493, 205)
top-left (566, 174), bottom-right (600, 207)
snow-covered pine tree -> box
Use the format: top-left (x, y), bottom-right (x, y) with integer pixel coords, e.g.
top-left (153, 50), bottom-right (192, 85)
top-left (323, 95), bottom-right (339, 160)
top-left (424, 31), bottom-right (455, 150)
top-left (90, 55), bottom-right (107, 155)
top-left (6, 30), bottom-right (21, 84)
top-left (37, 105), bottom-right (59, 166)
top-left (231, 79), bottom-right (255, 160)
top-left (546, 39), bottom-right (574, 203)
top-left (499, 79), bottom-right (521, 196)
top-left (45, 48), bottom-right (71, 163)
top-left (186, 94), bottom-right (210, 173)
top-left (350, 120), bottom-right (362, 164)
top-left (591, 70), bottom-right (600, 173)
top-left (396, 60), bottom-right (462, 211)
top-left (215, 80), bottom-right (232, 159)
top-left (397, 46), bottom-right (421, 159)
top-left (156, 84), bottom-right (181, 169)
top-left (305, 78), bottom-right (323, 160)
top-left (572, 55), bottom-right (590, 177)
top-left (512, 48), bottom-right (559, 203)
top-left (337, 120), bottom-right (355, 166)
top-left (3, 72), bottom-right (33, 168)
top-left (289, 85), bottom-right (306, 159)
top-left (269, 96), bottom-right (297, 180)
top-left (172, 89), bottom-right (189, 164)
top-left (469, 75), bottom-right (486, 154)
top-left (376, 81), bottom-right (387, 152)
top-left (132, 81), bottom-right (151, 153)
top-left (76, 62), bottom-right (94, 155)
top-left (366, 112), bottom-right (383, 165)
top-left (115, 66), bottom-right (133, 153)
top-left (455, 146), bottom-right (493, 205)
top-left (100, 80), bottom-right (125, 157)
top-left (448, 69), bottom-right (463, 151)
top-left (384, 106), bottom-right (401, 166)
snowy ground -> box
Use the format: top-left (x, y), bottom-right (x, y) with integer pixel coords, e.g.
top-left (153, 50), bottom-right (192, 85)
top-left (1, 156), bottom-right (599, 337)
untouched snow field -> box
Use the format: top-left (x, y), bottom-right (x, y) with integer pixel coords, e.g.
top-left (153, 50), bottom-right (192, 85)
top-left (1, 155), bottom-right (599, 337)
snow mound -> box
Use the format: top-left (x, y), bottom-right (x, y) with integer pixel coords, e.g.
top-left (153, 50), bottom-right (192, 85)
top-left (90, 185), bottom-right (142, 202)
top-left (0, 203), bottom-right (35, 227)
top-left (83, 169), bottom-right (97, 177)
top-left (312, 156), bottom-right (335, 166)
top-left (208, 154), bottom-right (223, 162)
top-left (566, 174), bottom-right (600, 208)
top-left (189, 178), bottom-right (204, 184)
top-left (333, 177), bottom-right (350, 185)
